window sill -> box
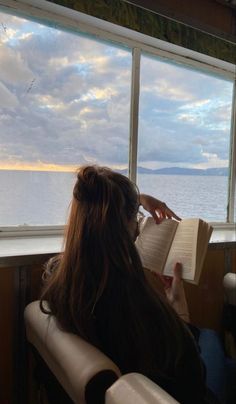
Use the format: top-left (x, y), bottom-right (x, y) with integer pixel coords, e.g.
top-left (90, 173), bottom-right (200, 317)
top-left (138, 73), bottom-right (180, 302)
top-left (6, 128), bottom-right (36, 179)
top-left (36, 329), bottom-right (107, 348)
top-left (0, 235), bottom-right (63, 267)
top-left (210, 228), bottom-right (236, 244)
top-left (0, 228), bottom-right (235, 267)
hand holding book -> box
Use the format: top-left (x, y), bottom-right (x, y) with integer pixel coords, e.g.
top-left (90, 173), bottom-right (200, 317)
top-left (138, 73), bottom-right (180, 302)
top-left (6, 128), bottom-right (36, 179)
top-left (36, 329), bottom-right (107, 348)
top-left (135, 216), bottom-right (212, 284)
top-left (161, 263), bottom-right (190, 322)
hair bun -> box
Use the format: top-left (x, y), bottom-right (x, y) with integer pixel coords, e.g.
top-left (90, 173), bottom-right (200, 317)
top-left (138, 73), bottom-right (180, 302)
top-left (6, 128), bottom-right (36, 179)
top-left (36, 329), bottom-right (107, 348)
top-left (73, 166), bottom-right (102, 203)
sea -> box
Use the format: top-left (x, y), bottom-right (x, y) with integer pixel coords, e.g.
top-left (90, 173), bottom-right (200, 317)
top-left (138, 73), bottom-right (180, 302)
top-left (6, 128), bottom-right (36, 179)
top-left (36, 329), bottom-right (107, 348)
top-left (0, 170), bottom-right (230, 227)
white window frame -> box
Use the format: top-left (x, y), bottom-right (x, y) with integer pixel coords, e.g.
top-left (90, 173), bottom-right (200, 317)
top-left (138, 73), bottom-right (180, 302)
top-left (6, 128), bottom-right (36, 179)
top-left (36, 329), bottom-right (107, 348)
top-left (0, 0), bottom-right (235, 238)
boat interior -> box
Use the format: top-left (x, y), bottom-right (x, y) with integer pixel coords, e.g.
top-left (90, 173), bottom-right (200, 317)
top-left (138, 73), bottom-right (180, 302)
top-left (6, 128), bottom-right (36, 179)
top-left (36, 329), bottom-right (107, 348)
top-left (0, 0), bottom-right (236, 403)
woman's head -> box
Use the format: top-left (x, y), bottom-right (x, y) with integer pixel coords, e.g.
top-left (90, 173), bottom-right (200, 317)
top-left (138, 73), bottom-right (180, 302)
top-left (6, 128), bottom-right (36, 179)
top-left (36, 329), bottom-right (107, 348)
top-left (71, 165), bottom-right (140, 241)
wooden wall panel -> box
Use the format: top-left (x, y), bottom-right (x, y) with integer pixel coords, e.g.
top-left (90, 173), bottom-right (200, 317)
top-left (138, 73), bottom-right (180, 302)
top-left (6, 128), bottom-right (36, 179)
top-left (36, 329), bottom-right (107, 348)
top-left (185, 249), bottom-right (226, 330)
top-left (0, 267), bottom-right (15, 404)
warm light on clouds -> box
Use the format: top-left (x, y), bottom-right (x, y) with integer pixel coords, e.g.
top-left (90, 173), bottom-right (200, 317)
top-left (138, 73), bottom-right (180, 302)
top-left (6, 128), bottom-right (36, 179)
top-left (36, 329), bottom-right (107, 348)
top-left (79, 107), bottom-right (93, 116)
top-left (80, 87), bottom-right (117, 102)
top-left (0, 10), bottom-right (233, 173)
top-left (38, 95), bottom-right (67, 110)
top-left (0, 161), bottom-right (77, 172)
top-left (0, 28), bottom-right (18, 43)
top-left (0, 160), bottom-right (126, 172)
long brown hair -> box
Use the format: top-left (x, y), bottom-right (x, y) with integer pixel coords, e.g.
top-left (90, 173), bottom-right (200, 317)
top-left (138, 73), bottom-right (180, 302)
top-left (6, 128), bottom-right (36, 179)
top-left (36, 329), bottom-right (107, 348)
top-left (40, 165), bottom-right (203, 381)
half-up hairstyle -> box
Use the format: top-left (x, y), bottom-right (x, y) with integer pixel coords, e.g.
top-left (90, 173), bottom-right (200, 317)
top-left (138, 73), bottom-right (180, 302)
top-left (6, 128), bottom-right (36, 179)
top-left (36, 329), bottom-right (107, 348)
top-left (40, 165), bottom-right (141, 338)
top-left (40, 165), bottom-right (204, 390)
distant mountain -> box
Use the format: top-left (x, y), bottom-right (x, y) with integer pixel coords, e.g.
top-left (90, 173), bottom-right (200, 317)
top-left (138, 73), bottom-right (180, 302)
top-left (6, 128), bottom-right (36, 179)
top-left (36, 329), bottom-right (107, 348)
top-left (137, 166), bottom-right (228, 176)
top-left (116, 167), bottom-right (228, 176)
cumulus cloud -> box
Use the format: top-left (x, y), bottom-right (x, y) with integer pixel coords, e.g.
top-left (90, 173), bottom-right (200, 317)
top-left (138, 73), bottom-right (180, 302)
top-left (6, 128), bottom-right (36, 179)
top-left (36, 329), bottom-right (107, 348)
top-left (196, 151), bottom-right (229, 169)
top-left (138, 54), bottom-right (233, 168)
top-left (0, 10), bottom-right (233, 170)
top-left (0, 43), bottom-right (33, 85)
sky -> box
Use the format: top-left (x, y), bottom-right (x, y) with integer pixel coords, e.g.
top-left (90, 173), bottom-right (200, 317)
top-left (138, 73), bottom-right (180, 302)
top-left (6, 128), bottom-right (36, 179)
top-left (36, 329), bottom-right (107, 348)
top-left (0, 9), bottom-right (234, 171)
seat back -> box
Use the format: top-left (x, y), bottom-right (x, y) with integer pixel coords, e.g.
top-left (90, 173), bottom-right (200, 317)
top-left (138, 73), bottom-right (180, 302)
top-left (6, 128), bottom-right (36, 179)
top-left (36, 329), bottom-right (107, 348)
top-left (223, 273), bottom-right (236, 306)
top-left (24, 301), bottom-right (121, 404)
top-left (105, 373), bottom-right (180, 404)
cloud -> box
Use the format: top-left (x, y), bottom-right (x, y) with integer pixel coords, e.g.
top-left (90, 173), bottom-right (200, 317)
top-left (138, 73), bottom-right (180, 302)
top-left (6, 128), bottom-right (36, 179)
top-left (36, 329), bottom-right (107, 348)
top-left (79, 87), bottom-right (118, 102)
top-left (0, 43), bottom-right (33, 84)
top-left (151, 80), bottom-right (194, 102)
top-left (37, 95), bottom-right (67, 111)
top-left (0, 10), bottom-right (233, 171)
top-left (0, 81), bottom-right (18, 107)
top-left (179, 99), bottom-right (210, 110)
top-left (194, 151), bottom-right (229, 169)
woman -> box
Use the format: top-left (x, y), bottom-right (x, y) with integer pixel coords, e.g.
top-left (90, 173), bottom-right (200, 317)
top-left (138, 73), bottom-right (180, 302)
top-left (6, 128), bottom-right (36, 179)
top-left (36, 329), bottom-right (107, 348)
top-left (40, 165), bottom-right (218, 403)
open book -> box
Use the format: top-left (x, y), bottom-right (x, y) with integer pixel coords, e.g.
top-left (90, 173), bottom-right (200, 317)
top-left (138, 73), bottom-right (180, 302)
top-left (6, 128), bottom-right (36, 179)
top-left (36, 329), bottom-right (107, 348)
top-left (135, 217), bottom-right (213, 284)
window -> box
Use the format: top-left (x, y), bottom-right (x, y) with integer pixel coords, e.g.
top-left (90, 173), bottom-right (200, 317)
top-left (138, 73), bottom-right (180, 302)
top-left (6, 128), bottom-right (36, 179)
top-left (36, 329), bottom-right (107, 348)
top-left (0, 10), bottom-right (131, 226)
top-left (137, 54), bottom-right (234, 222)
top-left (0, 2), bottom-right (235, 231)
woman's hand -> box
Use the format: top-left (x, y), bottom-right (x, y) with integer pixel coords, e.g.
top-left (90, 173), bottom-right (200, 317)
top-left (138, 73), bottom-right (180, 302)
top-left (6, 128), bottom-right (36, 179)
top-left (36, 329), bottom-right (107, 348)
top-left (162, 263), bottom-right (190, 322)
top-left (139, 194), bottom-right (181, 224)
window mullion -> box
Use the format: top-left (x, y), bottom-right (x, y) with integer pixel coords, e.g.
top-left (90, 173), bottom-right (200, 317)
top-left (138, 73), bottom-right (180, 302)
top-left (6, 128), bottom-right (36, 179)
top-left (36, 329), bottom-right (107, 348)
top-left (227, 79), bottom-right (236, 223)
top-left (129, 47), bottom-right (141, 183)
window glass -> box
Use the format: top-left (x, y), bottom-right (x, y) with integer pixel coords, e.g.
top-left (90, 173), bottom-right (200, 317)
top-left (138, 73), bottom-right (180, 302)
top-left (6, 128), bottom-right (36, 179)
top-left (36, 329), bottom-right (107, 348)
top-left (137, 53), bottom-right (234, 222)
top-left (0, 11), bottom-right (131, 226)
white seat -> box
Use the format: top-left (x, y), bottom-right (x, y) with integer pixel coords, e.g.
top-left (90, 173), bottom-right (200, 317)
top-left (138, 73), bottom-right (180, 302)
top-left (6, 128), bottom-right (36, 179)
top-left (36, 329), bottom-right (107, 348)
top-left (105, 373), bottom-right (179, 404)
top-left (24, 301), bottom-right (180, 404)
top-left (223, 273), bottom-right (236, 306)
top-left (24, 301), bottom-right (121, 404)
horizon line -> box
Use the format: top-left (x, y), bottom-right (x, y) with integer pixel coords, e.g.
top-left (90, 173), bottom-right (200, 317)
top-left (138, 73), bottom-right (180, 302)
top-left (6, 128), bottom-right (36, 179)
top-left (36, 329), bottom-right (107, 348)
top-left (0, 163), bottom-right (228, 172)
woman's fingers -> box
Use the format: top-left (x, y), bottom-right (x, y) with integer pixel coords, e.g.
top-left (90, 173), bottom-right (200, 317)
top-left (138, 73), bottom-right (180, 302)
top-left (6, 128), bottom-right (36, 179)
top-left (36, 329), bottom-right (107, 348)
top-left (173, 262), bottom-right (182, 280)
top-left (154, 206), bottom-right (181, 222)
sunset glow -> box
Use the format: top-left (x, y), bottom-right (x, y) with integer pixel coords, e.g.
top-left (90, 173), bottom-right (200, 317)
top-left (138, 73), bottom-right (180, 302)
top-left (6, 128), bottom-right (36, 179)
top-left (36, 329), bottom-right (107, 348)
top-left (0, 161), bottom-right (78, 172)
top-left (0, 161), bottom-right (127, 172)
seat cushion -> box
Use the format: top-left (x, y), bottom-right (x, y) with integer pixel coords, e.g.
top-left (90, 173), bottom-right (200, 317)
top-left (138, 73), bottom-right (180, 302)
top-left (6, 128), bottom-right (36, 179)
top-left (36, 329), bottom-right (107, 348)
top-left (105, 373), bottom-right (179, 404)
top-left (24, 301), bottom-right (121, 404)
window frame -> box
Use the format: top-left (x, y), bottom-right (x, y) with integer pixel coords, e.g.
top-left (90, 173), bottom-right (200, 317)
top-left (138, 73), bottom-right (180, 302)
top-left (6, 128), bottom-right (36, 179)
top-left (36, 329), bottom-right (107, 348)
top-left (0, 0), bottom-right (235, 237)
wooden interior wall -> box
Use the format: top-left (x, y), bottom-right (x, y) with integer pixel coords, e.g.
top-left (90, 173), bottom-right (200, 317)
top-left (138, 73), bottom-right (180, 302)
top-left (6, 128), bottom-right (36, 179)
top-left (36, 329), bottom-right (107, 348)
top-left (0, 267), bottom-right (15, 404)
top-left (0, 244), bottom-right (235, 403)
top-left (0, 257), bottom-right (52, 404)
top-left (185, 249), bottom-right (226, 330)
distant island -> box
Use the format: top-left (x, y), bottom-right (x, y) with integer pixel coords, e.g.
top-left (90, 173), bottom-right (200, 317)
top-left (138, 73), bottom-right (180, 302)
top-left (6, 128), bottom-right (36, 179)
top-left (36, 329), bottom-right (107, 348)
top-left (0, 165), bottom-right (228, 176)
top-left (118, 167), bottom-right (228, 176)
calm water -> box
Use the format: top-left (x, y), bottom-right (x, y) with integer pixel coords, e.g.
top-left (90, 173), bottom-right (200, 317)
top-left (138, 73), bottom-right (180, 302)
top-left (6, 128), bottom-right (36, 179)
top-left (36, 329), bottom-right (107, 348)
top-left (0, 170), bottom-right (229, 226)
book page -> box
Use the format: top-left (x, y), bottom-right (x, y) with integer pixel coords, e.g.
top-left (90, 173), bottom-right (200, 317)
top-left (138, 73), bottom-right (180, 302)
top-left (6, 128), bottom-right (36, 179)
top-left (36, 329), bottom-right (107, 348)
top-left (135, 217), bottom-right (178, 274)
top-left (163, 219), bottom-right (199, 281)
top-left (194, 220), bottom-right (213, 284)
